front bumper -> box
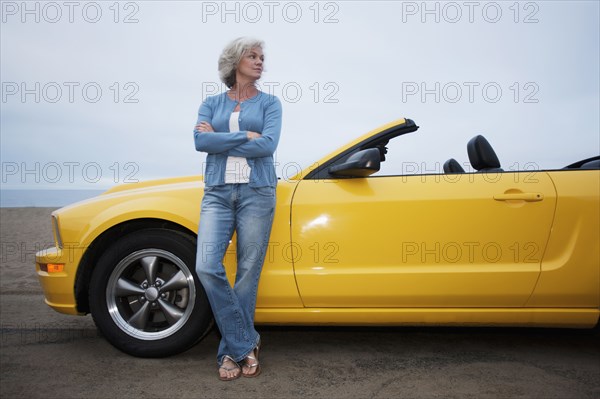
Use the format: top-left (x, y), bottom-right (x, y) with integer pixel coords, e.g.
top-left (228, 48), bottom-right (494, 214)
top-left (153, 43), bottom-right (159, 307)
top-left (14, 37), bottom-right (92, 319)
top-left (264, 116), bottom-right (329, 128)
top-left (35, 246), bottom-right (84, 315)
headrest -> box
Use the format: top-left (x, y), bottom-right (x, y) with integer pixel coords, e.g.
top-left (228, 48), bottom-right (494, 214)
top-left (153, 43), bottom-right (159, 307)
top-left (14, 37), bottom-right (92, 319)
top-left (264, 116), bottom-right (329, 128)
top-left (467, 135), bottom-right (501, 171)
top-left (443, 158), bottom-right (465, 174)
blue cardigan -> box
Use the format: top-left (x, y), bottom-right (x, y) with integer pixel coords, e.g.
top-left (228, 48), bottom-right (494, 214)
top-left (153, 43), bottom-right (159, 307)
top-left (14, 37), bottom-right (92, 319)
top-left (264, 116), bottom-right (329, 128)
top-left (194, 91), bottom-right (282, 187)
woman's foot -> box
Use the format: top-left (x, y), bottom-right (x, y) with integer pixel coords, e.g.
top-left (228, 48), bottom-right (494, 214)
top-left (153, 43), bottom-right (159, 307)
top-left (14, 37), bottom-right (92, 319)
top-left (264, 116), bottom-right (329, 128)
top-left (218, 355), bottom-right (241, 381)
top-left (242, 347), bottom-right (261, 378)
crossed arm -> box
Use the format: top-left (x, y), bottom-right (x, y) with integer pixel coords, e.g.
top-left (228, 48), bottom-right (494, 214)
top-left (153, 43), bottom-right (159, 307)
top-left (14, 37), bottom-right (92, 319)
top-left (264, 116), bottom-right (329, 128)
top-left (194, 98), bottom-right (282, 158)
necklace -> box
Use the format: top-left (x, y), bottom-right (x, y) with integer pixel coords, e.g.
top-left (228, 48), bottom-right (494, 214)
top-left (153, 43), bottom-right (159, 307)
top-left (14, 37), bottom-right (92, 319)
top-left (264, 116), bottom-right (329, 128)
top-left (228, 85), bottom-right (257, 103)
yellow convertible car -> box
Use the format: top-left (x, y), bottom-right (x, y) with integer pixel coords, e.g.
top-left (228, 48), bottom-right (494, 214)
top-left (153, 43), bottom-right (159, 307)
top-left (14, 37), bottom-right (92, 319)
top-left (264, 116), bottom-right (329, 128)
top-left (36, 118), bottom-right (600, 357)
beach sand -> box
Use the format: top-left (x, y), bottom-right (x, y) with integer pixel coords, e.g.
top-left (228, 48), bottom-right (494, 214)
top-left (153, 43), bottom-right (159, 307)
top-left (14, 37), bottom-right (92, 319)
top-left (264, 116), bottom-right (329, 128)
top-left (0, 207), bottom-right (58, 294)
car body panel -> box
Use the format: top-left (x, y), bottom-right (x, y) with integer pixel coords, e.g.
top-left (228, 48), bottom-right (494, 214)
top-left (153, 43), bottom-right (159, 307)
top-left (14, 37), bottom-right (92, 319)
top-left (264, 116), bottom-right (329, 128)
top-left (36, 246), bottom-right (75, 313)
top-left (291, 171), bottom-right (557, 308)
top-left (527, 170), bottom-right (600, 307)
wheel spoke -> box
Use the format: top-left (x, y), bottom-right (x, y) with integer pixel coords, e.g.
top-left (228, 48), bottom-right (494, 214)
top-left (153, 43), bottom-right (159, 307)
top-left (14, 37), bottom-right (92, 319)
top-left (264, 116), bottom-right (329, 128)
top-left (140, 256), bottom-right (159, 283)
top-left (159, 270), bottom-right (190, 292)
top-left (115, 277), bottom-right (145, 297)
top-left (157, 298), bottom-right (184, 325)
top-left (128, 301), bottom-right (152, 330)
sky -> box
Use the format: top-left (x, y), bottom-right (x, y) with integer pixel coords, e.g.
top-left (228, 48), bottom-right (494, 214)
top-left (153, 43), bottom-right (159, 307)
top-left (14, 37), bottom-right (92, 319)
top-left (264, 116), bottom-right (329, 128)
top-left (1, 0), bottom-right (599, 190)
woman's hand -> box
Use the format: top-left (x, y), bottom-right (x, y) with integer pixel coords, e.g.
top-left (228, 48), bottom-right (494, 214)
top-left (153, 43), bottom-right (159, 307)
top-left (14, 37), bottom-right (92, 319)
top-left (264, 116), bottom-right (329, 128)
top-left (195, 122), bottom-right (214, 132)
top-left (247, 131), bottom-right (262, 140)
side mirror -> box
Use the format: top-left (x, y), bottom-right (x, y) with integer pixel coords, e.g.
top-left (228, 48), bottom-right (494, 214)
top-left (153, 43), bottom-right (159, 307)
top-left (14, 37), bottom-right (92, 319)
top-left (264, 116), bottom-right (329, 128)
top-left (329, 148), bottom-right (381, 177)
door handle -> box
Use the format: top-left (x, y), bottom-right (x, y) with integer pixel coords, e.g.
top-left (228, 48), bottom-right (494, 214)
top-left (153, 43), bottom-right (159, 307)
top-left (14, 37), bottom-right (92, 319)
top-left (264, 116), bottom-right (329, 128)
top-left (493, 192), bottom-right (544, 202)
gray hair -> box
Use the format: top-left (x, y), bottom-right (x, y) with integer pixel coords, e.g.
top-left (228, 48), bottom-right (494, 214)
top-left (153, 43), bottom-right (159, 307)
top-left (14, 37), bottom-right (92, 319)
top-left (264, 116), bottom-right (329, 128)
top-left (218, 37), bottom-right (265, 88)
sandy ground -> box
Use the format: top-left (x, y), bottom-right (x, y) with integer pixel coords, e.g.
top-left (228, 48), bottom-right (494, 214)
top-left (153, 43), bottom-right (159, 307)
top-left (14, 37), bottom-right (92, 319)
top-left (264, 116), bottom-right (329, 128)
top-left (1, 207), bottom-right (599, 398)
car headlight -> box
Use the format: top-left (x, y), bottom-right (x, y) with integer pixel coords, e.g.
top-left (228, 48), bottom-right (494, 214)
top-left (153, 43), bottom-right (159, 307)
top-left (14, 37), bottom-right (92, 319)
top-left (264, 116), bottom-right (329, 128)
top-left (51, 213), bottom-right (63, 249)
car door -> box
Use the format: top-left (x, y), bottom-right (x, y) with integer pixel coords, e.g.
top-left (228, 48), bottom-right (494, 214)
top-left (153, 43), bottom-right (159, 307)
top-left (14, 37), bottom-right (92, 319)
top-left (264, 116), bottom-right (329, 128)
top-left (290, 163), bottom-right (557, 309)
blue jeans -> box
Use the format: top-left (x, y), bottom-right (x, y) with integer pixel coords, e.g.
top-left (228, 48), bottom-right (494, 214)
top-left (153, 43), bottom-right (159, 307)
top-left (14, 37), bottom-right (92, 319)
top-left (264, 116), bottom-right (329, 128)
top-left (195, 183), bottom-right (276, 365)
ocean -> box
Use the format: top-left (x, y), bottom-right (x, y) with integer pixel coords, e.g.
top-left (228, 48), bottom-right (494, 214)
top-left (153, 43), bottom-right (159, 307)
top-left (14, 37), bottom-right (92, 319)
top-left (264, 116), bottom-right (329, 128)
top-left (0, 189), bottom-right (107, 208)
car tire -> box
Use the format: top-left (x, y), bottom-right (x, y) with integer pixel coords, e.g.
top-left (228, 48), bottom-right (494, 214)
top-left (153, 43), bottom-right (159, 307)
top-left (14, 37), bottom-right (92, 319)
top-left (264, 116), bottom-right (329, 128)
top-left (89, 228), bottom-right (212, 357)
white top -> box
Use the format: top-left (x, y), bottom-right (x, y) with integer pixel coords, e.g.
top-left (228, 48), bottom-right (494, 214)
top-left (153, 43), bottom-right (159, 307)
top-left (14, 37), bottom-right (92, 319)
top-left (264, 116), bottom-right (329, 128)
top-left (225, 111), bottom-right (250, 184)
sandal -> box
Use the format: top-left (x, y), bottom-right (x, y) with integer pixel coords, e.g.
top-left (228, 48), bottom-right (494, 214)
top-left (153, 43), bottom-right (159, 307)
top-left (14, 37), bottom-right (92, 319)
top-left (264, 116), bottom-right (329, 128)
top-left (242, 344), bottom-right (261, 378)
top-left (218, 355), bottom-right (241, 381)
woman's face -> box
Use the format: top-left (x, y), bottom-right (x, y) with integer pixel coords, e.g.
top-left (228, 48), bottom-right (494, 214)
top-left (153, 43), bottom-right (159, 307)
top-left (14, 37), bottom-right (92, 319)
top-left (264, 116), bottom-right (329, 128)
top-left (236, 47), bottom-right (264, 83)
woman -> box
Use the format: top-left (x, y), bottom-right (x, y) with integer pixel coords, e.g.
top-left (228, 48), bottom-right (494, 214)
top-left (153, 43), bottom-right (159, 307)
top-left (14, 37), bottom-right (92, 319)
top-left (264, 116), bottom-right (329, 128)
top-left (193, 37), bottom-right (282, 381)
